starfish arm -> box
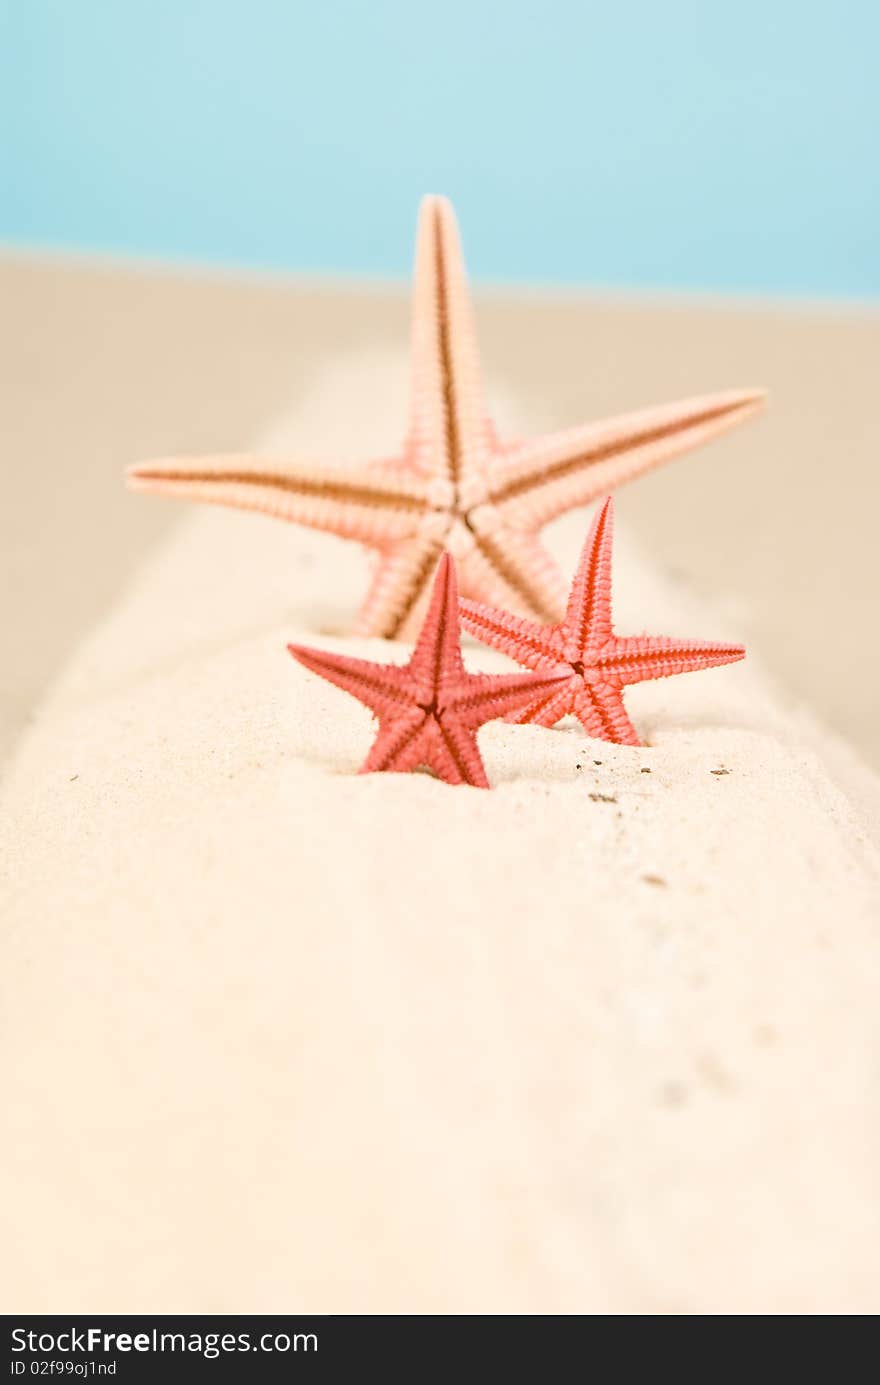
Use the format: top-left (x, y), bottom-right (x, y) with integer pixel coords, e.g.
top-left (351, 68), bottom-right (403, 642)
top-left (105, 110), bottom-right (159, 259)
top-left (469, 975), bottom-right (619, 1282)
top-left (575, 683), bottom-right (642, 745)
top-left (287, 643), bottom-right (415, 720)
top-left (406, 195), bottom-right (492, 489)
top-left (505, 678), bottom-right (579, 728)
top-left (352, 522), bottom-right (450, 641)
top-left (406, 552), bottom-right (466, 698)
top-left (127, 455), bottom-right (430, 547)
top-left (424, 715), bottom-right (491, 788)
top-left (446, 669), bottom-right (573, 729)
top-left (365, 709), bottom-right (489, 788)
top-left (454, 516), bottom-right (566, 623)
top-left (489, 388), bottom-right (766, 530)
top-left (596, 635), bottom-right (745, 688)
top-left (360, 708), bottom-right (430, 774)
top-left (458, 599), bottom-right (569, 675)
top-left (563, 497), bottom-right (616, 659)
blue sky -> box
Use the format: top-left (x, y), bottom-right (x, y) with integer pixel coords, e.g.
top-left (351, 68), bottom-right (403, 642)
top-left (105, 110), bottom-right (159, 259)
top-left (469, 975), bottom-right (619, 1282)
top-left (2, 1), bottom-right (878, 296)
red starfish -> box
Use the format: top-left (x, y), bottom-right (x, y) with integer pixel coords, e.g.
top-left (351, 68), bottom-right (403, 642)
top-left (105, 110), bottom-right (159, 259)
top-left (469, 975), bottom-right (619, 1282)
top-left (129, 196), bottom-right (765, 639)
top-left (288, 553), bottom-right (567, 787)
top-left (459, 498), bottom-right (745, 746)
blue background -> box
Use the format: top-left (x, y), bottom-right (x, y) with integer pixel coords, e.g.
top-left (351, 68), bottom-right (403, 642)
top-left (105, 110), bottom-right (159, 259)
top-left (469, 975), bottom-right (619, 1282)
top-left (2, 1), bottom-right (878, 296)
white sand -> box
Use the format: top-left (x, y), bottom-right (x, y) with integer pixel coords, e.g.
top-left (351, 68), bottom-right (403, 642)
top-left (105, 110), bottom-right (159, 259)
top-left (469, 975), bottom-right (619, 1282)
top-left (1, 356), bottom-right (879, 1314)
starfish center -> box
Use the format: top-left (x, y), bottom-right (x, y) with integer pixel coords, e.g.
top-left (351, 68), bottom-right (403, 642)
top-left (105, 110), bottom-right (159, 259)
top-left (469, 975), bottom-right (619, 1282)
top-left (570, 659), bottom-right (598, 684)
top-left (444, 514), bottom-right (478, 559)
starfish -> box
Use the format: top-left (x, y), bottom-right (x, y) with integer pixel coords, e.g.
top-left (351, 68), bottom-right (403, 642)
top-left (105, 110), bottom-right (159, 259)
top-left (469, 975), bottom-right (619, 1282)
top-left (128, 195), bottom-right (765, 640)
top-left (459, 497), bottom-right (745, 746)
top-left (288, 553), bottom-right (567, 787)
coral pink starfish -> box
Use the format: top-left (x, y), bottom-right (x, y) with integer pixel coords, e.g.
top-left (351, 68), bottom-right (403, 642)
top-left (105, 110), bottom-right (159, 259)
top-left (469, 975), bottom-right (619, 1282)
top-left (459, 498), bottom-right (745, 746)
top-left (289, 553), bottom-right (566, 787)
top-left (129, 197), bottom-right (765, 640)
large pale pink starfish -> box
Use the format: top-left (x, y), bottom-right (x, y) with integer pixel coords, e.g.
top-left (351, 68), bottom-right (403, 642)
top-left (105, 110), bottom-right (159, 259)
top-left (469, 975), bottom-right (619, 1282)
top-left (460, 497), bottom-right (745, 746)
top-left (129, 196), bottom-right (764, 639)
top-left (289, 553), bottom-right (567, 787)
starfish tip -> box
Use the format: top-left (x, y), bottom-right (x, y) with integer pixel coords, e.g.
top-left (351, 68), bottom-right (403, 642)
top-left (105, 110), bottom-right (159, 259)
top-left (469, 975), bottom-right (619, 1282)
top-left (419, 191), bottom-right (453, 214)
top-left (434, 549), bottom-right (453, 580)
top-left (125, 461), bottom-right (152, 487)
top-left (730, 386), bottom-right (768, 415)
top-left (287, 642), bottom-right (315, 668)
top-left (125, 459), bottom-right (176, 492)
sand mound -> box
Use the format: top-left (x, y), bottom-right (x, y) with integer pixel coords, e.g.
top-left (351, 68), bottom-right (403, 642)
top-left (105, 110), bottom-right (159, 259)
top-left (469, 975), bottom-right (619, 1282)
top-left (2, 357), bottom-right (878, 1313)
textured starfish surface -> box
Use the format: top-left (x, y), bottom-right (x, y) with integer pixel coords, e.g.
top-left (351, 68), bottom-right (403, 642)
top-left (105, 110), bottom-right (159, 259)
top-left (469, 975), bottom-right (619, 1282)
top-left (289, 554), bottom-right (567, 788)
top-left (459, 498), bottom-right (745, 747)
top-left (129, 196), bottom-right (765, 639)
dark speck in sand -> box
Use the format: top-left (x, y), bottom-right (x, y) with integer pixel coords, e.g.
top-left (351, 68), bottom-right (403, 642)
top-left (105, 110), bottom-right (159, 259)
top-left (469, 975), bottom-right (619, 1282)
top-left (711, 767), bottom-right (731, 776)
top-left (589, 792), bottom-right (617, 804)
top-left (640, 767), bottom-right (651, 774)
top-left (69, 774), bottom-right (79, 782)
top-left (593, 760), bottom-right (602, 766)
top-left (642, 873), bottom-right (667, 887)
